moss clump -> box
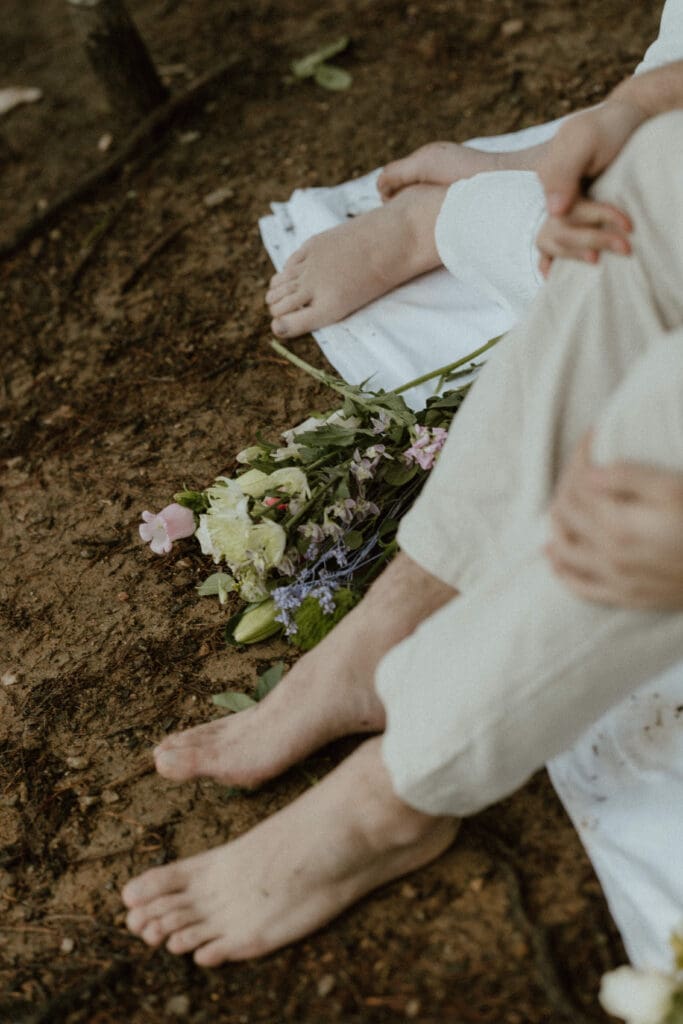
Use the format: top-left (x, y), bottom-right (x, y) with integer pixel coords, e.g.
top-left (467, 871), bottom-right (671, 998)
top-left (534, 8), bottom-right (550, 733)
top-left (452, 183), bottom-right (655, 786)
top-left (291, 587), bottom-right (359, 651)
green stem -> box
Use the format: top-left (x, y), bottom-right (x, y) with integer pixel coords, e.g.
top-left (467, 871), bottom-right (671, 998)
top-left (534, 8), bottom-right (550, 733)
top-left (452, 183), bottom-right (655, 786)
top-left (390, 334), bottom-right (503, 395)
top-left (285, 469), bottom-right (346, 531)
top-left (271, 335), bottom-right (503, 400)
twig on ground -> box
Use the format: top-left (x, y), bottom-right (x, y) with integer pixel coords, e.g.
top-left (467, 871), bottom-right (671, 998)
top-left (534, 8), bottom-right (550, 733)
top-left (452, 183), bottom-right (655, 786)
top-left (119, 214), bottom-right (197, 293)
top-left (63, 193), bottom-right (131, 302)
top-left (0, 54), bottom-right (244, 261)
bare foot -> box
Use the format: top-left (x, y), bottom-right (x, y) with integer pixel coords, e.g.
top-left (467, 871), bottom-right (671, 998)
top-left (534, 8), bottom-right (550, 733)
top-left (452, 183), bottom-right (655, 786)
top-left (377, 142), bottom-right (504, 201)
top-left (123, 737), bottom-right (458, 964)
top-left (265, 184), bottom-right (446, 338)
top-left (154, 553), bottom-right (456, 787)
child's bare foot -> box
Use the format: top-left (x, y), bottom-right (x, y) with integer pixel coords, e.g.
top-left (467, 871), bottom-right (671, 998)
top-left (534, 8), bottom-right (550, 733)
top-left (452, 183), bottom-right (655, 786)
top-left (123, 736), bottom-right (458, 964)
top-left (154, 553), bottom-right (456, 788)
top-left (266, 184), bottom-right (446, 338)
top-left (377, 142), bottom-right (503, 201)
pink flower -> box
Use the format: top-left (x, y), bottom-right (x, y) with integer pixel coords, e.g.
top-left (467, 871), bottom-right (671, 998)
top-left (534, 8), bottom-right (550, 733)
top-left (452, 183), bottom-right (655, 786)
top-left (139, 503), bottom-right (196, 555)
top-left (403, 426), bottom-right (449, 471)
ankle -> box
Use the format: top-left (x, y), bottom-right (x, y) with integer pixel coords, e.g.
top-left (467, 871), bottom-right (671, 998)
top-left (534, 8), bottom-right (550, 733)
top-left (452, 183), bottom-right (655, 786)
top-left (351, 738), bottom-right (447, 851)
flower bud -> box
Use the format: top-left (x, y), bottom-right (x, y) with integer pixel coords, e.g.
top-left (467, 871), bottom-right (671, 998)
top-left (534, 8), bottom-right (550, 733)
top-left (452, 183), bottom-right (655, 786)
top-left (231, 599), bottom-right (280, 644)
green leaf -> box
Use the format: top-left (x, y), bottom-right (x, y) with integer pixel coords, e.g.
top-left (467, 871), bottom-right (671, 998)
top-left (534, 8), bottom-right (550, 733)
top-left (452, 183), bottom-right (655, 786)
top-left (382, 462), bottom-right (419, 486)
top-left (211, 691), bottom-right (257, 711)
top-left (196, 572), bottom-right (236, 604)
top-left (291, 36), bottom-right (349, 79)
top-left (314, 63), bottom-right (352, 91)
top-left (255, 661), bottom-right (286, 700)
top-left (344, 530), bottom-right (364, 550)
top-left (173, 489), bottom-right (208, 514)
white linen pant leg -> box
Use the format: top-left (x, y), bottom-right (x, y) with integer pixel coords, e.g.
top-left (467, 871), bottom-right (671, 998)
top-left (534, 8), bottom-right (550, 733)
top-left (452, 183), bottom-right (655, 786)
top-left (376, 112), bottom-right (683, 817)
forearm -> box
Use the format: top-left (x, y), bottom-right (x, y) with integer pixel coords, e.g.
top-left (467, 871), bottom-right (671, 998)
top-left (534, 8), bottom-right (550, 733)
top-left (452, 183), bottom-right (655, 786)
top-left (610, 59), bottom-right (683, 118)
top-left (489, 141), bottom-right (551, 173)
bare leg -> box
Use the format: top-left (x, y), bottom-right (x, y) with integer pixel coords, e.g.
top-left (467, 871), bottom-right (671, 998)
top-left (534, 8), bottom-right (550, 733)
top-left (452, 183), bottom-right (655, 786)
top-left (266, 184), bottom-right (445, 339)
top-left (123, 736), bottom-right (458, 964)
top-left (154, 552), bottom-right (456, 787)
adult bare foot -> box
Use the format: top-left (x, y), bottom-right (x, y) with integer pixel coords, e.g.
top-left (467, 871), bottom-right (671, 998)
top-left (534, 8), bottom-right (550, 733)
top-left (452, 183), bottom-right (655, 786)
top-left (154, 553), bottom-right (456, 787)
top-left (266, 184), bottom-right (445, 339)
top-left (123, 736), bottom-right (458, 964)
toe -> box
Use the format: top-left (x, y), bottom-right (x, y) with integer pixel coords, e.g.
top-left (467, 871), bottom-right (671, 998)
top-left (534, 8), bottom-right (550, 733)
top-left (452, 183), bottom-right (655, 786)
top-left (268, 290), bottom-right (310, 318)
top-left (271, 307), bottom-right (319, 339)
top-left (140, 918), bottom-right (168, 947)
top-left (126, 893), bottom-right (190, 933)
top-left (265, 281), bottom-right (297, 305)
top-left (122, 863), bottom-right (186, 908)
top-left (193, 937), bottom-right (238, 967)
top-left (167, 921), bottom-right (220, 956)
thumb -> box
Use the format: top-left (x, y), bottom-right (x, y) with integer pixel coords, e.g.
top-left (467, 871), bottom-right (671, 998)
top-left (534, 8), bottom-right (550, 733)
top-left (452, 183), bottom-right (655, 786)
top-left (539, 127), bottom-right (595, 216)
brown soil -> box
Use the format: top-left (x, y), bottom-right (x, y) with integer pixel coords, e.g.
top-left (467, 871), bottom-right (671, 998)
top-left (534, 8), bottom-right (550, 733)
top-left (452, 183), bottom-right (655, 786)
top-left (0, 1), bottom-right (662, 1022)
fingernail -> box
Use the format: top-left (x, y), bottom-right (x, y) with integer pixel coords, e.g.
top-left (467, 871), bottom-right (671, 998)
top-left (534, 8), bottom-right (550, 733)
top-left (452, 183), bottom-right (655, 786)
top-left (272, 320), bottom-right (287, 337)
top-left (611, 238), bottom-right (630, 254)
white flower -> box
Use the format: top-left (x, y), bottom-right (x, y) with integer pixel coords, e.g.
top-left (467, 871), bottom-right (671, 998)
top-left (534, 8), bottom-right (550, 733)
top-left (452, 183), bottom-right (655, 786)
top-left (235, 445), bottom-right (266, 464)
top-left (237, 466), bottom-right (311, 500)
top-left (196, 508), bottom-right (251, 565)
top-left (599, 966), bottom-right (677, 1024)
top-left (235, 468), bottom-right (270, 497)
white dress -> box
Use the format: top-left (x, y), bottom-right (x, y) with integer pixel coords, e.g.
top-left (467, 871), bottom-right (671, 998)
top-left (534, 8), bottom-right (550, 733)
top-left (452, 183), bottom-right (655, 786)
top-left (259, 0), bottom-right (683, 972)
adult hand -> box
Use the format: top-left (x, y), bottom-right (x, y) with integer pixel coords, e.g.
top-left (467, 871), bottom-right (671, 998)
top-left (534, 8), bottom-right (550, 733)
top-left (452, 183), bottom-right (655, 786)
top-left (546, 434), bottom-right (683, 609)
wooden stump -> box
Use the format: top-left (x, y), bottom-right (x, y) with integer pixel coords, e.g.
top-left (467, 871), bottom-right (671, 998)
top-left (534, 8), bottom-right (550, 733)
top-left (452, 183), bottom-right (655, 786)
top-left (66, 0), bottom-right (168, 127)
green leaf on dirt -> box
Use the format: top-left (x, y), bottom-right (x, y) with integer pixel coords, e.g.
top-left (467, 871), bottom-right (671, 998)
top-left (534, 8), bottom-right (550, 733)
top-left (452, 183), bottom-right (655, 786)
top-left (255, 661), bottom-right (286, 700)
top-left (291, 36), bottom-right (349, 78)
top-left (211, 690), bottom-right (257, 711)
top-left (197, 572), bottom-right (236, 604)
top-left (314, 63), bottom-right (352, 91)
top-left (313, 63), bottom-right (350, 91)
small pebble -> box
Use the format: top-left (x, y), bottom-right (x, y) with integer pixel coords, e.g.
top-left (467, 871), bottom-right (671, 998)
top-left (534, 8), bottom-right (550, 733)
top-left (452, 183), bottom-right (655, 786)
top-left (116, 591), bottom-right (129, 602)
top-left (405, 999), bottom-right (421, 1019)
top-left (98, 132), bottom-right (113, 153)
top-left (29, 238), bottom-right (43, 258)
top-left (165, 994), bottom-right (191, 1017)
top-left (203, 185), bottom-right (235, 208)
top-left (66, 756), bottom-right (88, 770)
top-left (317, 974), bottom-right (336, 997)
top-left (79, 795), bottom-right (98, 809)
top-left (60, 937), bottom-right (75, 954)
top-left (179, 130), bottom-right (201, 145)
top-left (501, 17), bottom-right (524, 36)
top-left (101, 790), bottom-right (120, 804)
top-left (1, 671), bottom-right (18, 687)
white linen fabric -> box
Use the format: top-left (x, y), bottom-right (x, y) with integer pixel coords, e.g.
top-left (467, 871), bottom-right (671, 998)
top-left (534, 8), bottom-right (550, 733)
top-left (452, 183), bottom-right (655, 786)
top-left (259, 0), bottom-right (683, 973)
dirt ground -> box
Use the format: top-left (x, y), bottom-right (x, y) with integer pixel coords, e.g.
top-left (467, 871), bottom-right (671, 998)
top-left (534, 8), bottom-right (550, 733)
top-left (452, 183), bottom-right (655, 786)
top-left (0, 1), bottom-right (663, 1022)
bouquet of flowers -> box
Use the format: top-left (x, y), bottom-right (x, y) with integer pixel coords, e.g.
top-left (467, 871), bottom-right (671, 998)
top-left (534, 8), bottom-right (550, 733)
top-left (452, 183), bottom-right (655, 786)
top-left (139, 337), bottom-right (500, 650)
top-left (599, 934), bottom-right (683, 1024)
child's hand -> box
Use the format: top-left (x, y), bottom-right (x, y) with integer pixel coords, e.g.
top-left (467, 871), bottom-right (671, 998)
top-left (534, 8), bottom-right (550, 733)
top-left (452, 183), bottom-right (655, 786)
top-left (537, 197), bottom-right (632, 277)
top-left (377, 142), bottom-right (503, 201)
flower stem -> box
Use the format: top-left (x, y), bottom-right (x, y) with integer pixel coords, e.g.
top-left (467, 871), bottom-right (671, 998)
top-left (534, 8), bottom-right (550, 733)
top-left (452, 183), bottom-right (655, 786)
top-left (390, 334), bottom-right (503, 395)
top-left (271, 335), bottom-right (503, 399)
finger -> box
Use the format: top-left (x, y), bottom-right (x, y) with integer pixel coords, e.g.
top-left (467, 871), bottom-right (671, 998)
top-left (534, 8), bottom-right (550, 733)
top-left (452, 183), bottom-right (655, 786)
top-left (542, 222), bottom-right (631, 258)
top-left (539, 124), bottom-right (597, 215)
top-left (589, 460), bottom-right (683, 501)
top-left (539, 253), bottom-right (553, 279)
top-left (567, 199), bottom-right (633, 234)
